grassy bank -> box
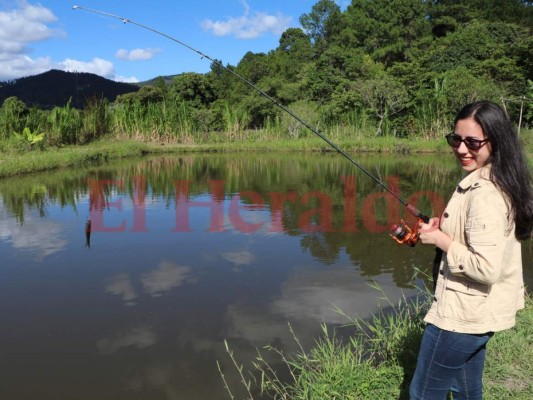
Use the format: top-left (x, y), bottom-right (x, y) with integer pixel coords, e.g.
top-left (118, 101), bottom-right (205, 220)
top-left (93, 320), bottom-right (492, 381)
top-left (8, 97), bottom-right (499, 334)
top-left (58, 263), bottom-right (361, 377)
top-left (222, 286), bottom-right (533, 399)
top-left (2, 126), bottom-right (531, 179)
top-left (0, 135), bottom-right (453, 179)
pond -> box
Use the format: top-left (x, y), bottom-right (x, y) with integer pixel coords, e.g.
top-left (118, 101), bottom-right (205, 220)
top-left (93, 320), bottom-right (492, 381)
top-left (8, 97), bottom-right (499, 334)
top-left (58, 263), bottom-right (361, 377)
top-left (1, 152), bottom-right (531, 399)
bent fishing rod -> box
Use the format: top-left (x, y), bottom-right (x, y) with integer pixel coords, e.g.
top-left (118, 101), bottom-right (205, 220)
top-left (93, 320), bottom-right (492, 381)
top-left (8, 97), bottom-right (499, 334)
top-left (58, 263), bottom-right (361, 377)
top-left (73, 5), bottom-right (429, 246)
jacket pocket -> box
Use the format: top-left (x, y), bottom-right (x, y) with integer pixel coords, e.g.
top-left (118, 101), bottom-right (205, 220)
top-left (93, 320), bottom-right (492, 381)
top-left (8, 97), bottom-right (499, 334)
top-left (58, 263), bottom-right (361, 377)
top-left (465, 220), bottom-right (500, 246)
top-left (443, 277), bottom-right (490, 323)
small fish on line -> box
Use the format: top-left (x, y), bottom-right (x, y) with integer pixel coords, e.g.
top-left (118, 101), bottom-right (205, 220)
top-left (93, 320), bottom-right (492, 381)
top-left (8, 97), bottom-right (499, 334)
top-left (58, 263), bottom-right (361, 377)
top-left (85, 218), bottom-right (91, 249)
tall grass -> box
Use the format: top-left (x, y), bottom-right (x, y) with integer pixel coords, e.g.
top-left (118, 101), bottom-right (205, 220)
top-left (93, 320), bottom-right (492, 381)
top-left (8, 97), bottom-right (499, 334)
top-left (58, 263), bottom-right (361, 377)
top-left (412, 78), bottom-right (451, 140)
top-left (111, 98), bottom-right (203, 142)
top-left (80, 96), bottom-right (109, 143)
top-left (1, 95), bottom-right (530, 150)
top-left (0, 96), bottom-right (383, 147)
top-left (221, 101), bottom-right (249, 140)
top-left (46, 99), bottom-right (82, 146)
top-left (219, 277), bottom-right (533, 400)
top-left (220, 277), bottom-right (429, 400)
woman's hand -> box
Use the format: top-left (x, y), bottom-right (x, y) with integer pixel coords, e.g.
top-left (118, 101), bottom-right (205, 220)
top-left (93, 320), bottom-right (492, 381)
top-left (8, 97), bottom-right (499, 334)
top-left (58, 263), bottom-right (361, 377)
top-left (419, 217), bottom-right (452, 252)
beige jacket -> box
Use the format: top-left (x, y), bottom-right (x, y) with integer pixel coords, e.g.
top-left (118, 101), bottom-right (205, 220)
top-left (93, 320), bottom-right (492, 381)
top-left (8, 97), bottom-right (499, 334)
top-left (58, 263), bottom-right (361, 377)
top-left (424, 164), bottom-right (525, 334)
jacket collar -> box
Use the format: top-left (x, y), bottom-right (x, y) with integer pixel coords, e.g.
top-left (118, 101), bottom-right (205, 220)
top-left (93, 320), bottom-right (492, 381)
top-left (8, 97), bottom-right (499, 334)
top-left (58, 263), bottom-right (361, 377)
top-left (457, 164), bottom-right (492, 191)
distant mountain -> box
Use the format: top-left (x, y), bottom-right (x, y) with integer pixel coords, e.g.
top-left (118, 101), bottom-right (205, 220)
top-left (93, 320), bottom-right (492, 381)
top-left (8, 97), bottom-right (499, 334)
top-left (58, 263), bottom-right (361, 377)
top-left (0, 70), bottom-right (140, 109)
top-left (138, 74), bottom-right (179, 87)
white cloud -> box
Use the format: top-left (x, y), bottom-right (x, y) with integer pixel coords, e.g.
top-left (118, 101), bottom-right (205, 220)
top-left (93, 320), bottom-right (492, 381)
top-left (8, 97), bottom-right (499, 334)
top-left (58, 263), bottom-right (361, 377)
top-left (56, 58), bottom-right (138, 83)
top-left (0, 54), bottom-right (51, 80)
top-left (114, 74), bottom-right (140, 83)
top-left (55, 57), bottom-right (138, 83)
top-left (201, 0), bottom-right (292, 39)
top-left (0, 53), bottom-right (138, 83)
top-left (0, 0), bottom-right (57, 52)
top-left (0, 1), bottom-right (137, 82)
top-left (115, 48), bottom-right (161, 61)
top-left (58, 57), bottom-right (115, 77)
top-left (0, 0), bottom-right (58, 80)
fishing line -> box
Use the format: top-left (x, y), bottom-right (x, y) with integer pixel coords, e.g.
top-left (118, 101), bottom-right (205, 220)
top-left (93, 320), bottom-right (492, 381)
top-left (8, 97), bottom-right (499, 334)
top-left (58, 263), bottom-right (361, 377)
top-left (72, 5), bottom-right (430, 226)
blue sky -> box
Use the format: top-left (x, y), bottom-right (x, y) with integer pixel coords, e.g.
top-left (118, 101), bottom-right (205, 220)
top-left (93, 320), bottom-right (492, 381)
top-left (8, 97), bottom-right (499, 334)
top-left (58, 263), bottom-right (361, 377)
top-left (0, 0), bottom-right (347, 83)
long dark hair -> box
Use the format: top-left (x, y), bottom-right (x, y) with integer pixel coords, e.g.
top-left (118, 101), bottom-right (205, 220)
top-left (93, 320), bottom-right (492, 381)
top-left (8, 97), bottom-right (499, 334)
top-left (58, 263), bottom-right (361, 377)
top-left (454, 101), bottom-right (533, 240)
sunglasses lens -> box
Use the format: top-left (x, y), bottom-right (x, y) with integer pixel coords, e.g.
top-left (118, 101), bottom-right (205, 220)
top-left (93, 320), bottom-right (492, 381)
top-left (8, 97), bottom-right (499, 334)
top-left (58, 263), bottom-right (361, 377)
top-left (446, 134), bottom-right (461, 148)
top-left (446, 134), bottom-right (486, 150)
top-left (464, 138), bottom-right (481, 150)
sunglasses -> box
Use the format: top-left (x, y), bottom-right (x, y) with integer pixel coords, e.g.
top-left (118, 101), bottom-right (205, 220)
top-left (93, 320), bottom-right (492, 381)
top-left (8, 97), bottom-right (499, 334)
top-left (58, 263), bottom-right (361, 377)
top-left (445, 133), bottom-right (489, 151)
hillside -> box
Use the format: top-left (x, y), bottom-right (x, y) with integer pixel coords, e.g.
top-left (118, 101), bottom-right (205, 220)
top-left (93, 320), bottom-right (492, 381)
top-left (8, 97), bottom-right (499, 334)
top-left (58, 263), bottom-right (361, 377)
top-left (0, 70), bottom-right (140, 109)
top-left (138, 75), bottom-right (179, 87)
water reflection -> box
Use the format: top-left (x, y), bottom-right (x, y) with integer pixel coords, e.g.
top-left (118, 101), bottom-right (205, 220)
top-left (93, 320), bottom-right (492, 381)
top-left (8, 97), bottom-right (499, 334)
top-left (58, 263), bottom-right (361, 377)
top-left (97, 325), bottom-right (158, 354)
top-left (0, 153), bottom-right (530, 400)
top-left (105, 273), bottom-right (138, 305)
top-left (0, 206), bottom-right (68, 259)
top-left (141, 261), bottom-right (195, 297)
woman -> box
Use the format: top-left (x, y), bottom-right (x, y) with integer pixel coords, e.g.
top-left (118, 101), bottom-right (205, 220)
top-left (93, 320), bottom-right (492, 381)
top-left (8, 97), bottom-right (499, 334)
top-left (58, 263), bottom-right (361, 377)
top-left (409, 100), bottom-right (533, 400)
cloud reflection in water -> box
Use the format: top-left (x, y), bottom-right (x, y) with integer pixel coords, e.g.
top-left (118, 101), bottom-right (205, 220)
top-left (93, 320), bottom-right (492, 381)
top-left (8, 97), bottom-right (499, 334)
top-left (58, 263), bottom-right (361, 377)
top-left (105, 260), bottom-right (195, 306)
top-left (141, 261), bottom-right (193, 297)
top-left (97, 325), bottom-right (157, 354)
top-left (0, 212), bottom-right (68, 260)
top-left (105, 273), bottom-right (138, 306)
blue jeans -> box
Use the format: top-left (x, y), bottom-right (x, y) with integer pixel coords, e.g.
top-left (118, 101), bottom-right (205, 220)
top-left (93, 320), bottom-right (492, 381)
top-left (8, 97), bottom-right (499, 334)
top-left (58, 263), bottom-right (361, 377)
top-left (409, 324), bottom-right (493, 400)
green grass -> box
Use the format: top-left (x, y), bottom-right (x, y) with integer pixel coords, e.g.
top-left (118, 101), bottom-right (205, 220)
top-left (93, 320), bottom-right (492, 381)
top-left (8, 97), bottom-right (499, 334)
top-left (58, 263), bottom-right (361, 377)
top-left (0, 135), bottom-right (451, 178)
top-left (484, 296), bottom-right (533, 399)
top-left (0, 140), bottom-right (149, 178)
top-left (221, 281), bottom-right (533, 400)
top-left (1, 127), bottom-right (530, 178)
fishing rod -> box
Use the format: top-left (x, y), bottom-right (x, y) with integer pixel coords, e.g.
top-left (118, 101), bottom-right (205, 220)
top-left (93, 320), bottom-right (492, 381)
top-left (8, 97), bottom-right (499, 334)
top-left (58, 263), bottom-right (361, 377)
top-left (72, 5), bottom-right (430, 247)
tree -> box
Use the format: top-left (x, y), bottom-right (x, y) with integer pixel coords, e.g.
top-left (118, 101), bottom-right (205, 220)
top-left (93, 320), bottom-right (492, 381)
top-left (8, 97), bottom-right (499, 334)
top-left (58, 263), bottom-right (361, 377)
top-left (209, 60), bottom-right (238, 101)
top-left (277, 28), bottom-right (313, 61)
top-left (1, 96), bottom-right (27, 116)
top-left (299, 0), bottom-right (342, 50)
top-left (439, 68), bottom-right (502, 112)
top-left (525, 80), bottom-right (533, 125)
top-left (153, 76), bottom-right (168, 96)
top-left (169, 73), bottom-right (216, 108)
top-left (306, 45), bottom-right (368, 104)
top-left (239, 92), bottom-right (280, 129)
top-left (235, 52), bottom-right (271, 84)
top-left (115, 86), bottom-right (164, 106)
top-left (417, 20), bottom-right (530, 94)
top-left (276, 28), bottom-right (313, 82)
top-left (0, 96), bottom-right (28, 139)
top-left (427, 0), bottom-right (533, 29)
top-left (340, 0), bottom-right (431, 66)
top-left (355, 75), bottom-right (409, 136)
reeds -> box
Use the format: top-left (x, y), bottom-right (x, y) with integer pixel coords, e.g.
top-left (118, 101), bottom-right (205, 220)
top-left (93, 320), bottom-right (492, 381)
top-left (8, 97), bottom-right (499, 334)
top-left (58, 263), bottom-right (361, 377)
top-left (80, 96), bottom-right (109, 143)
top-left (219, 276), bottom-right (431, 399)
top-left (46, 99), bottom-right (82, 146)
top-left (218, 279), bottom-right (533, 399)
top-left (0, 94), bottom-right (529, 151)
top-left (0, 97), bottom-right (385, 147)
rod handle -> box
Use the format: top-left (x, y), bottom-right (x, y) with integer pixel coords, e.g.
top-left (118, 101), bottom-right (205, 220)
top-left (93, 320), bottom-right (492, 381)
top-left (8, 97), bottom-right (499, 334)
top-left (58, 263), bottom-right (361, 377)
top-left (406, 204), bottom-right (430, 224)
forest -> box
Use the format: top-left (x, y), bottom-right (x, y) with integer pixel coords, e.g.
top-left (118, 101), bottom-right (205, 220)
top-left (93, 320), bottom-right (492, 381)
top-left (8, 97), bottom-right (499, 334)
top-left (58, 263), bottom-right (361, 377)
top-left (1, 0), bottom-right (532, 148)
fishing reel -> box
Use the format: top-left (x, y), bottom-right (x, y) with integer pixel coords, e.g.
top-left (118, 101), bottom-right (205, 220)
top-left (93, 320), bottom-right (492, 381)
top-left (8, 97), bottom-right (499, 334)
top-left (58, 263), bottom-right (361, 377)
top-left (389, 219), bottom-right (421, 247)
